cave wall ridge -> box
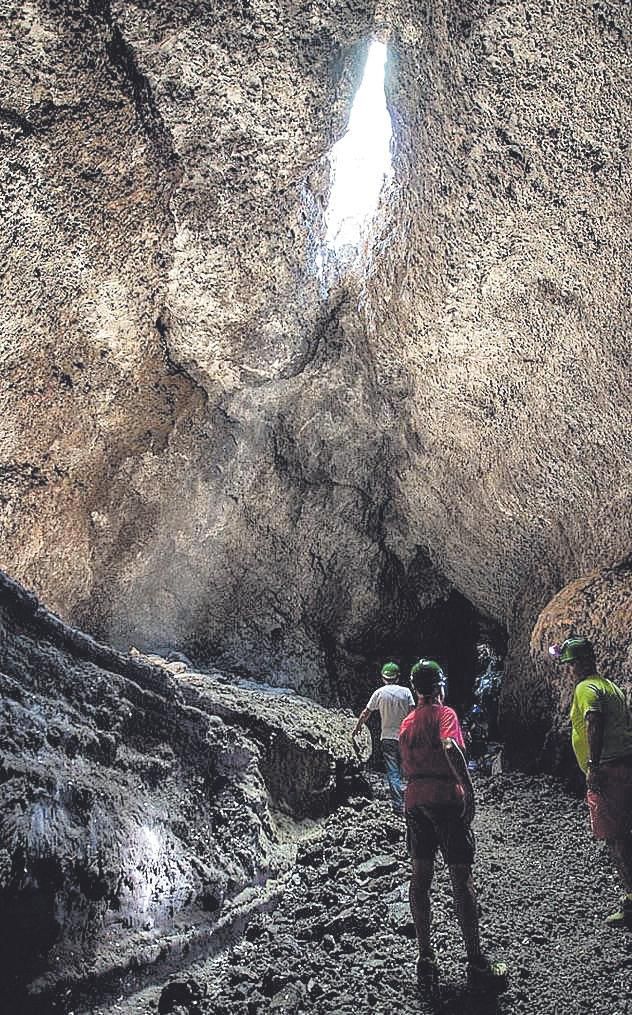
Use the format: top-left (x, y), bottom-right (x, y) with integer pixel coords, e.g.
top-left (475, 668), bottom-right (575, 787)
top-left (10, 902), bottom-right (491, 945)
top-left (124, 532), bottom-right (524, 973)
top-left (0, 568), bottom-right (365, 1005)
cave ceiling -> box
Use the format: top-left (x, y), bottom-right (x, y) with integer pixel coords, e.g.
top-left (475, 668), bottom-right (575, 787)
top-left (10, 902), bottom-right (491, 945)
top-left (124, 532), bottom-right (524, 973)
top-left (1, 0), bottom-right (631, 719)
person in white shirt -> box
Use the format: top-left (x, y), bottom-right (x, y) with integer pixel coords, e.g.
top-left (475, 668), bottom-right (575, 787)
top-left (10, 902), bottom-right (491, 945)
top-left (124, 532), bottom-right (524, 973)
top-left (352, 661), bottom-right (415, 814)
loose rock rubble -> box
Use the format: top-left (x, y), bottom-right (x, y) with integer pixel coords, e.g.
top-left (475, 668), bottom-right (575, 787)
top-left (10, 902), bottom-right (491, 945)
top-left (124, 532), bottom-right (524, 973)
top-left (93, 772), bottom-right (632, 1015)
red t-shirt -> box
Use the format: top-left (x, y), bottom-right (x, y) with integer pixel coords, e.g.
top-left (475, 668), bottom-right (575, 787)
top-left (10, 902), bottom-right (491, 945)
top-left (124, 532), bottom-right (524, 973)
top-left (399, 703), bottom-right (466, 809)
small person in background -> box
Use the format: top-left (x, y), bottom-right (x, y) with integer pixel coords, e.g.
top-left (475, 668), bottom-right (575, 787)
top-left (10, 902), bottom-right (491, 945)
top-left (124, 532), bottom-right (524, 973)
top-left (551, 636), bottom-right (632, 928)
top-left (352, 661), bottom-right (414, 815)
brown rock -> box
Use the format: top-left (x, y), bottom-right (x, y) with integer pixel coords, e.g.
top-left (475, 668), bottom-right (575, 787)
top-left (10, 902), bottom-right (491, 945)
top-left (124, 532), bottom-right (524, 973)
top-left (529, 556), bottom-right (632, 773)
top-left (2, 1), bottom-right (631, 735)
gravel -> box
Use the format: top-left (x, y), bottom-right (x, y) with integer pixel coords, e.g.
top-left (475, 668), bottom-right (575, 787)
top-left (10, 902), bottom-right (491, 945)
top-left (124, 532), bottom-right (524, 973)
top-left (92, 771), bottom-right (632, 1015)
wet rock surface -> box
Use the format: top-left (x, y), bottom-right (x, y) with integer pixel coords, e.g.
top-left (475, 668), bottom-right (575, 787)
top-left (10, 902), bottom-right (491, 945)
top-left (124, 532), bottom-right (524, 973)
top-left (93, 772), bottom-right (632, 1015)
top-left (0, 571), bottom-right (365, 1009)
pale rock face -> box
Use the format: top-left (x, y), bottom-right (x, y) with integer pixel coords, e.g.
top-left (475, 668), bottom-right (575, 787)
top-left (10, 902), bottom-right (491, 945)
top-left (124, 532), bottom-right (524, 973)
top-left (367, 0), bottom-right (631, 735)
top-left (2, 2), bottom-right (631, 737)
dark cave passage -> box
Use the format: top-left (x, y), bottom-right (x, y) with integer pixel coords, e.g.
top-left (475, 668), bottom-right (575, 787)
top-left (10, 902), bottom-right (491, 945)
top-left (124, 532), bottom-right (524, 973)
top-left (348, 587), bottom-right (507, 725)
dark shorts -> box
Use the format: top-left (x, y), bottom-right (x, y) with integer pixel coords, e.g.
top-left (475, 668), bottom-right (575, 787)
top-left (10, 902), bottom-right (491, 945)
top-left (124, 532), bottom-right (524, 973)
top-left (406, 803), bottom-right (475, 866)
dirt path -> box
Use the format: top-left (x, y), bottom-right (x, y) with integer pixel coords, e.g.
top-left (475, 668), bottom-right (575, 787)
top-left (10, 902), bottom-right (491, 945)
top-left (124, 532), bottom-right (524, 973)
top-left (91, 772), bottom-right (632, 1015)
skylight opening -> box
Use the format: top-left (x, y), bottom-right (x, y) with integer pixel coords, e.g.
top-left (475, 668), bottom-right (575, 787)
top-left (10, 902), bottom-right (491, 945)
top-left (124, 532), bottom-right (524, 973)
top-left (325, 40), bottom-right (393, 254)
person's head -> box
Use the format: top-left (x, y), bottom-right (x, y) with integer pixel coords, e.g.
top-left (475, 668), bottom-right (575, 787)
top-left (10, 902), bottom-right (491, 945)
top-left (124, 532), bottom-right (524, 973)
top-left (410, 659), bottom-right (446, 701)
top-left (552, 636), bottom-right (596, 681)
top-left (381, 661), bottom-right (400, 683)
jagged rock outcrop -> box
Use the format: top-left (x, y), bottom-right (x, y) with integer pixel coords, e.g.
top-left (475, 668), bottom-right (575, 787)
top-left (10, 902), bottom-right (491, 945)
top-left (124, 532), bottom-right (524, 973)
top-left (2, 2), bottom-right (631, 736)
top-left (0, 571), bottom-right (365, 1009)
top-left (528, 555), bottom-right (632, 775)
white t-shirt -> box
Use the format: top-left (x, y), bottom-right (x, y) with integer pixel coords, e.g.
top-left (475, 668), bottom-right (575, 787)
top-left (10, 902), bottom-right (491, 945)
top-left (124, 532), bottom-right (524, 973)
top-left (366, 684), bottom-right (415, 740)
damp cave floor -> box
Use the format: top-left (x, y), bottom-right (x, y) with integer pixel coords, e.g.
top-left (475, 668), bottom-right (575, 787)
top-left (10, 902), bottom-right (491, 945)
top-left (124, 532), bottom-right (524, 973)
top-left (89, 771), bottom-right (632, 1015)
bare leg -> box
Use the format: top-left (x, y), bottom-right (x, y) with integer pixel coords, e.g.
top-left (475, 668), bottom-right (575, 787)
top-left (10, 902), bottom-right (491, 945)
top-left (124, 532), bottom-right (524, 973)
top-left (449, 864), bottom-right (482, 963)
top-left (410, 858), bottom-right (434, 955)
top-left (608, 834), bottom-right (632, 894)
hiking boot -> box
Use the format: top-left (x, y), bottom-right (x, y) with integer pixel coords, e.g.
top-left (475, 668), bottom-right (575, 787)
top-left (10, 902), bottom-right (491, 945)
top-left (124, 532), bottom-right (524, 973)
top-left (467, 956), bottom-right (508, 994)
top-left (416, 950), bottom-right (441, 1001)
top-left (605, 900), bottom-right (632, 929)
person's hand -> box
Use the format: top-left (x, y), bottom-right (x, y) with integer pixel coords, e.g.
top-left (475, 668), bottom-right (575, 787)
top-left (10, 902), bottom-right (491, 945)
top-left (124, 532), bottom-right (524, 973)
top-left (462, 785), bottom-right (475, 825)
top-left (586, 764), bottom-right (603, 793)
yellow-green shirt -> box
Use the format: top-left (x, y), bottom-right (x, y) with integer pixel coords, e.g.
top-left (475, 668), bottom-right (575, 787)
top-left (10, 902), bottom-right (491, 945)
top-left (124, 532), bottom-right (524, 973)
top-left (570, 675), bottom-right (632, 773)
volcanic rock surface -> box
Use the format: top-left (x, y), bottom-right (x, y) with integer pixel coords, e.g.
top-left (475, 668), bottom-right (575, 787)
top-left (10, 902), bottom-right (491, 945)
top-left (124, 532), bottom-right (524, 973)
top-left (0, 571), bottom-right (365, 1010)
top-left (90, 772), bottom-right (632, 1015)
top-left (367, 0), bottom-right (632, 746)
top-left (529, 555), bottom-right (632, 776)
top-left (2, 3), bottom-right (631, 745)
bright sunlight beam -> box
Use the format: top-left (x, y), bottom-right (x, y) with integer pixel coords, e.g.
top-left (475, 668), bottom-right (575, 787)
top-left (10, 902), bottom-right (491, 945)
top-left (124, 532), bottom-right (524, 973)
top-left (325, 40), bottom-right (392, 253)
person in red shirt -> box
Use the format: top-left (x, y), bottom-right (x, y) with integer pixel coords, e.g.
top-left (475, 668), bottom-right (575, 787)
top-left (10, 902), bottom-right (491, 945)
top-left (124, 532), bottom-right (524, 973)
top-left (399, 659), bottom-right (507, 997)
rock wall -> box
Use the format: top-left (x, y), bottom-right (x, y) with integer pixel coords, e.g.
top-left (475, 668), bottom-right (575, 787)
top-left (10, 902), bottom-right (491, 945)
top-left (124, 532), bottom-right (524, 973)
top-left (528, 555), bottom-right (632, 775)
top-left (2, 1), bottom-right (631, 740)
top-left (0, 570), bottom-right (365, 1007)
top-left (368, 0), bottom-right (632, 742)
top-left (2, 0), bottom-right (473, 705)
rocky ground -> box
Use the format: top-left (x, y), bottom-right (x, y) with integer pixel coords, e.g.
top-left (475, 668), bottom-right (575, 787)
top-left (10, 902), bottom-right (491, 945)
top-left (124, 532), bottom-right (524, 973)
top-left (85, 771), bottom-right (632, 1015)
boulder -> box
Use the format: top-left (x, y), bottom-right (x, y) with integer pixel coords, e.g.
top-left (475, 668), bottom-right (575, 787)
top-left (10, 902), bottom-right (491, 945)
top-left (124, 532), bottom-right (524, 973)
top-left (528, 556), bottom-right (632, 776)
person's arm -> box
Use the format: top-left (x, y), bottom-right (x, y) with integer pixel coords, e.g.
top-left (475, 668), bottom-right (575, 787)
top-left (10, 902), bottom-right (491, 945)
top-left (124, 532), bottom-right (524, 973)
top-left (352, 707), bottom-right (372, 737)
top-left (585, 710), bottom-right (605, 791)
top-left (443, 739), bottom-right (475, 824)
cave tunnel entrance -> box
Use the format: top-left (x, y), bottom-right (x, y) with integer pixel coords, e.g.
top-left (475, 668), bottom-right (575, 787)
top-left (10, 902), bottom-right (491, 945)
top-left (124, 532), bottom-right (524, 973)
top-left (349, 590), bottom-right (508, 749)
top-left (350, 595), bottom-right (508, 780)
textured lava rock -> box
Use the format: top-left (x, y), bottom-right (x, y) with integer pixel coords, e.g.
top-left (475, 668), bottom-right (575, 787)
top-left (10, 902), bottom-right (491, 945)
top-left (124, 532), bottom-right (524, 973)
top-left (133, 655), bottom-right (371, 817)
top-left (367, 0), bottom-right (632, 750)
top-left (157, 979), bottom-right (205, 1015)
top-left (92, 772), bottom-right (632, 1015)
top-left (0, 570), bottom-right (366, 1009)
top-left (528, 554), bottom-right (632, 775)
top-left (1, 0), bottom-right (486, 712)
top-left (2, 1), bottom-right (631, 740)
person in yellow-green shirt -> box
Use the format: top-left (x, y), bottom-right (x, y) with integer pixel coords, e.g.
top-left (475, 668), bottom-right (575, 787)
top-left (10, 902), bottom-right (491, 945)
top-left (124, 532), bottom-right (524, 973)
top-left (552, 636), bottom-right (632, 928)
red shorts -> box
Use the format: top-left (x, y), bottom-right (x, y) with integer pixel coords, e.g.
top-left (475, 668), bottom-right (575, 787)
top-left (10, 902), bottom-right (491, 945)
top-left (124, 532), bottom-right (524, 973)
top-left (587, 758), bottom-right (632, 840)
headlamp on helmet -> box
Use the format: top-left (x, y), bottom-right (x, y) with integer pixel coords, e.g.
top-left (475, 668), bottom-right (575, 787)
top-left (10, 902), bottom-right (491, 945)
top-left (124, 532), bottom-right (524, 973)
top-left (550, 637), bottom-right (593, 663)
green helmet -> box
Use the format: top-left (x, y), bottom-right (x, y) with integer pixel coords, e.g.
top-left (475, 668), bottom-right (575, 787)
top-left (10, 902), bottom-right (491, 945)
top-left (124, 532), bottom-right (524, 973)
top-left (410, 658), bottom-right (446, 694)
top-left (558, 637), bottom-right (593, 663)
top-left (381, 661), bottom-right (400, 680)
